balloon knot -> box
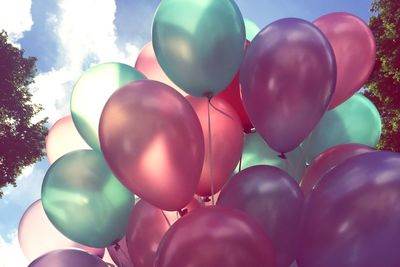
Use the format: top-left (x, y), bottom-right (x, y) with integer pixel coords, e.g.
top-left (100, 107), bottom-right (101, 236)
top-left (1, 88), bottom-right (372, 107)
top-left (178, 208), bottom-right (188, 217)
top-left (112, 241), bottom-right (121, 251)
top-left (278, 153), bottom-right (287, 159)
top-left (202, 196), bottom-right (211, 203)
top-left (204, 92), bottom-right (213, 100)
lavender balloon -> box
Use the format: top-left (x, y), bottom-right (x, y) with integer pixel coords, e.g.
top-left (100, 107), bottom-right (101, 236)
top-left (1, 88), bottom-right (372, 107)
top-left (240, 18), bottom-right (336, 153)
top-left (28, 249), bottom-right (108, 267)
top-left (298, 151), bottom-right (400, 267)
top-left (218, 166), bottom-right (304, 267)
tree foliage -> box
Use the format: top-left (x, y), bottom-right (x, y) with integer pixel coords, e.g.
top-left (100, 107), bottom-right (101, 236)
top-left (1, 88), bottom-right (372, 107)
top-left (0, 30), bottom-right (48, 197)
top-left (364, 0), bottom-right (400, 151)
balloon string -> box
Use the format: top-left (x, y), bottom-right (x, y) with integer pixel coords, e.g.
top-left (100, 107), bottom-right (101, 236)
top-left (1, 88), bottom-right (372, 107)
top-left (161, 210), bottom-right (172, 227)
top-left (208, 97), bottom-right (215, 205)
top-left (238, 153), bottom-right (242, 172)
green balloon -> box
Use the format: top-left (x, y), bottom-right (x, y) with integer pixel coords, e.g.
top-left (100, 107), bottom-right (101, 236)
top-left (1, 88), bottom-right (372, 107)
top-left (244, 18), bottom-right (260, 41)
top-left (152, 0), bottom-right (245, 97)
top-left (303, 94), bottom-right (382, 162)
top-left (71, 63), bottom-right (146, 151)
top-left (41, 150), bottom-right (135, 248)
top-left (236, 132), bottom-right (306, 181)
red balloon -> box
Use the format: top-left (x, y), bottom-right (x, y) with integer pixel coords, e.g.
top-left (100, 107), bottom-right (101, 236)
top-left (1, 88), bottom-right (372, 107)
top-left (99, 80), bottom-right (204, 211)
top-left (46, 115), bottom-right (90, 163)
top-left (126, 199), bottom-right (200, 267)
top-left (314, 12), bottom-right (376, 109)
top-left (215, 40), bottom-right (253, 133)
top-left (135, 42), bottom-right (187, 96)
top-left (186, 96), bottom-right (244, 197)
top-left (300, 143), bottom-right (375, 195)
top-left (154, 206), bottom-right (276, 267)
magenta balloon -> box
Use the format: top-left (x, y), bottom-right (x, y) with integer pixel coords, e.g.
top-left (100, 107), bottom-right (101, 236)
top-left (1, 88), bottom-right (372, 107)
top-left (18, 200), bottom-right (104, 262)
top-left (99, 80), bottom-right (204, 211)
top-left (28, 249), bottom-right (108, 267)
top-left (126, 199), bottom-right (200, 267)
top-left (218, 166), bottom-right (304, 267)
top-left (154, 206), bottom-right (276, 267)
top-left (298, 151), bottom-right (400, 267)
top-left (240, 18), bottom-right (336, 153)
top-left (300, 143), bottom-right (375, 195)
top-left (314, 12), bottom-right (376, 109)
top-left (107, 237), bottom-right (133, 267)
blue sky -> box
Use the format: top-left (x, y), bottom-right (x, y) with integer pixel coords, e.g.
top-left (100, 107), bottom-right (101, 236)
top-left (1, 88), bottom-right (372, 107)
top-left (0, 0), bottom-right (372, 266)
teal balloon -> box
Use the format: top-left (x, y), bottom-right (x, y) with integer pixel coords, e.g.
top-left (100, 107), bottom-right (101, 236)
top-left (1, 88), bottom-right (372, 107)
top-left (71, 63), bottom-right (146, 151)
top-left (236, 132), bottom-right (306, 181)
top-left (303, 94), bottom-right (382, 162)
top-left (152, 0), bottom-right (246, 97)
top-left (41, 150), bottom-right (135, 248)
top-left (244, 18), bottom-right (260, 41)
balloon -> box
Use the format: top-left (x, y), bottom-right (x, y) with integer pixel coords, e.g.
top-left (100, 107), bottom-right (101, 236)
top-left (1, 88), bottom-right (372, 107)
top-left (302, 94), bottom-right (381, 162)
top-left (300, 143), bottom-right (375, 195)
top-left (28, 249), bottom-right (108, 267)
top-left (107, 237), bottom-right (133, 267)
top-left (18, 200), bottom-right (104, 262)
top-left (236, 132), bottom-right (306, 181)
top-left (240, 18), bottom-right (336, 153)
top-left (126, 199), bottom-right (200, 267)
top-left (152, 0), bottom-right (246, 97)
top-left (244, 18), bottom-right (260, 41)
top-left (314, 12), bottom-right (376, 109)
top-left (99, 80), bottom-right (204, 211)
top-left (298, 151), bottom-right (400, 267)
top-left (218, 166), bottom-right (304, 267)
top-left (154, 206), bottom-right (276, 267)
top-left (41, 150), bottom-right (135, 248)
top-left (70, 62), bottom-right (146, 151)
top-left (186, 96), bottom-right (243, 197)
top-left (135, 42), bottom-right (187, 96)
top-left (46, 115), bottom-right (90, 163)
top-left (215, 41), bottom-right (253, 133)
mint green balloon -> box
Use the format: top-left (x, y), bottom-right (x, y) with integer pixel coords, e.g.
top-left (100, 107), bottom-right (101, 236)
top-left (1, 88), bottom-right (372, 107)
top-left (236, 132), bottom-right (306, 181)
top-left (244, 18), bottom-right (260, 41)
top-left (152, 0), bottom-right (245, 97)
top-left (41, 150), bottom-right (135, 248)
top-left (303, 94), bottom-right (382, 162)
top-left (71, 63), bottom-right (146, 151)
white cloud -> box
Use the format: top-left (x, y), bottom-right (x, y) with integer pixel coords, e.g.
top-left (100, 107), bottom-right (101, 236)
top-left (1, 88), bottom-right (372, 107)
top-left (0, 231), bottom-right (29, 267)
top-left (32, 0), bottom-right (140, 124)
top-left (0, 0), bottom-right (33, 45)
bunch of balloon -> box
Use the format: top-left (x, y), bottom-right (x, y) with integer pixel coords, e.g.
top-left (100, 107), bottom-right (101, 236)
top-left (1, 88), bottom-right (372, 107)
top-left (18, 0), bottom-right (397, 266)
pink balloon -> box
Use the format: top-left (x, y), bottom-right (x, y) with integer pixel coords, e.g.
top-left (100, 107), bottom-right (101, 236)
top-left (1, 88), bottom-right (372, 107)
top-left (107, 237), bottom-right (132, 267)
top-left (99, 80), bottom-right (204, 211)
top-left (154, 206), bottom-right (276, 267)
top-left (46, 115), bottom-right (90, 163)
top-left (300, 143), bottom-right (375, 195)
top-left (135, 43), bottom-right (187, 96)
top-left (126, 199), bottom-right (200, 267)
top-left (186, 96), bottom-right (244, 197)
top-left (240, 18), bottom-right (336, 153)
top-left (18, 200), bottom-right (104, 262)
top-left (314, 12), bottom-right (376, 109)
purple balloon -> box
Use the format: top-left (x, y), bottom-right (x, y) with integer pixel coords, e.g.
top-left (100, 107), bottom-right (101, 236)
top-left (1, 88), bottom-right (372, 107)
top-left (107, 237), bottom-right (133, 267)
top-left (300, 143), bottom-right (375, 196)
top-left (298, 151), bottom-right (400, 267)
top-left (218, 165), bottom-right (304, 267)
top-left (240, 18), bottom-right (336, 153)
top-left (28, 249), bottom-right (108, 267)
top-left (154, 206), bottom-right (276, 267)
